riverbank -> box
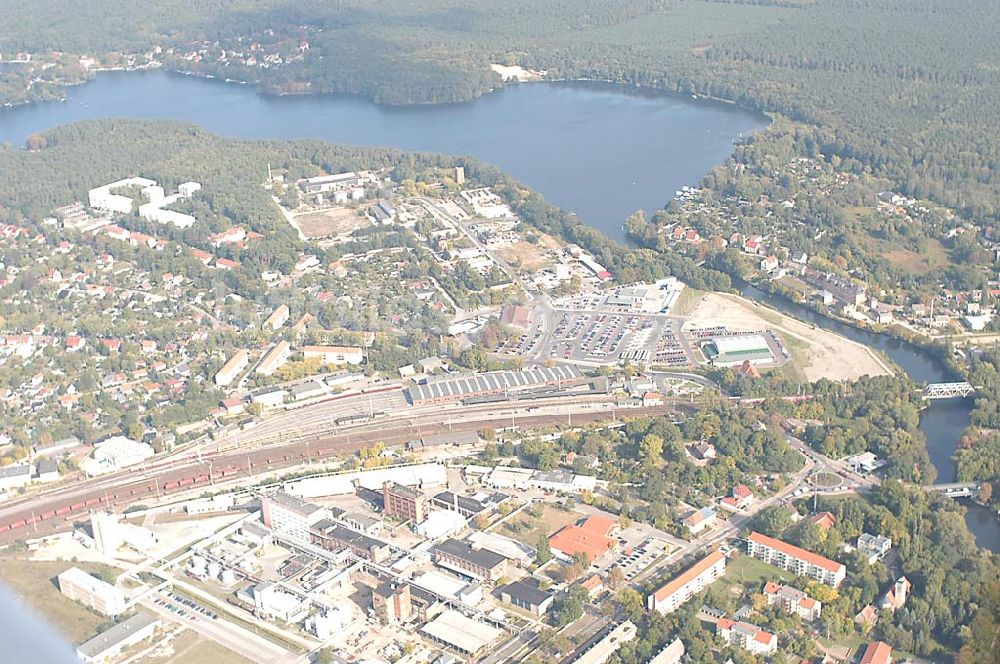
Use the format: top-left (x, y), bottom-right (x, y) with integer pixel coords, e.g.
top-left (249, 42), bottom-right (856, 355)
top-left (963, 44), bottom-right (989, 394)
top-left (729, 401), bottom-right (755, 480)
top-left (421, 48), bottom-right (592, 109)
top-left (687, 291), bottom-right (893, 382)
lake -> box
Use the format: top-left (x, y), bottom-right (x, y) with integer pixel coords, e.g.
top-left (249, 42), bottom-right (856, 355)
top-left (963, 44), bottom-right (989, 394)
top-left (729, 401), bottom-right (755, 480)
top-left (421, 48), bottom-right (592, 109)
top-left (0, 69), bottom-right (768, 241)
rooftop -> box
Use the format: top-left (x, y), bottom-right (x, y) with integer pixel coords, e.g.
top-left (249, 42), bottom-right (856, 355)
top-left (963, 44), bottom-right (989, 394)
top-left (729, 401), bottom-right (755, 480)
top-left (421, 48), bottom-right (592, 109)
top-left (434, 538), bottom-right (507, 570)
top-left (748, 531), bottom-right (844, 574)
top-left (76, 611), bottom-right (159, 658)
top-left (652, 550), bottom-right (726, 602)
top-left (421, 610), bottom-right (501, 654)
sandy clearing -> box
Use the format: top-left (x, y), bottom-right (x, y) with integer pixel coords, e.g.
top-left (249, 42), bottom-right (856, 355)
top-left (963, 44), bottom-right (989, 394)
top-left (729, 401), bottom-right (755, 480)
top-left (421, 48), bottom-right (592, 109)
top-left (687, 292), bottom-right (893, 382)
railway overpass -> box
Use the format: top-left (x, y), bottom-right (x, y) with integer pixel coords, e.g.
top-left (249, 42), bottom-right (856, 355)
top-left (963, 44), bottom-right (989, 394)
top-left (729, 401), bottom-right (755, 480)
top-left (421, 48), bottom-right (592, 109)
top-left (923, 382), bottom-right (975, 399)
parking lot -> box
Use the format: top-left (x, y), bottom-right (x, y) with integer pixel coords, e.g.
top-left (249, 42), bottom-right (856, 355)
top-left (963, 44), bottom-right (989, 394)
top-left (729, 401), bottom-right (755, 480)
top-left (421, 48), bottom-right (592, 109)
top-left (606, 537), bottom-right (672, 582)
top-left (546, 311), bottom-right (691, 366)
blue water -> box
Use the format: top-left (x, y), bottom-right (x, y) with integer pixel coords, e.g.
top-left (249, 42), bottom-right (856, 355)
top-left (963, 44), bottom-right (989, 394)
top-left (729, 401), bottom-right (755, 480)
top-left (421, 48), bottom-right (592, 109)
top-left (0, 70), bottom-right (767, 241)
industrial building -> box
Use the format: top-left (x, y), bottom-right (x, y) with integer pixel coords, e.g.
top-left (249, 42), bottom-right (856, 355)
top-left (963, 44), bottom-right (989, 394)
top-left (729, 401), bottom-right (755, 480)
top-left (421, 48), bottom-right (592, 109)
top-left (702, 335), bottom-right (774, 367)
top-left (310, 520), bottom-right (392, 563)
top-left (383, 481), bottom-right (427, 523)
top-left (432, 538), bottom-right (508, 583)
top-left (372, 581), bottom-right (412, 624)
top-left (747, 531), bottom-right (846, 587)
top-left (498, 577), bottom-right (554, 616)
top-left (648, 550), bottom-right (726, 614)
top-left (76, 611), bottom-right (159, 663)
top-left (431, 490), bottom-right (509, 518)
top-left (262, 491), bottom-right (327, 545)
top-left (406, 365), bottom-right (584, 405)
top-left (420, 610), bottom-right (502, 658)
top-left (57, 567), bottom-right (127, 616)
top-left (79, 436), bottom-right (154, 476)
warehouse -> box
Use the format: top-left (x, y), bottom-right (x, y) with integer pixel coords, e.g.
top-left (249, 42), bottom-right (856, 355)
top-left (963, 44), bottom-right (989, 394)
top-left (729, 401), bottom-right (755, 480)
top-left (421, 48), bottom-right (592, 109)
top-left (420, 610), bottom-right (502, 657)
top-left (405, 365), bottom-right (583, 405)
top-left (702, 334), bottom-right (774, 367)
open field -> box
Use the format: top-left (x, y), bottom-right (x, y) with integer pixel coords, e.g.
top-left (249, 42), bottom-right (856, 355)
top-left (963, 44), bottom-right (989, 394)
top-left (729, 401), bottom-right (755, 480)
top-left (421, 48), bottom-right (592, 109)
top-left (500, 504), bottom-right (580, 547)
top-left (497, 240), bottom-right (553, 271)
top-left (687, 292), bottom-right (892, 382)
top-left (721, 554), bottom-right (790, 588)
top-left (0, 556), bottom-right (122, 643)
top-left (294, 207), bottom-right (367, 238)
top-left (162, 628), bottom-right (253, 664)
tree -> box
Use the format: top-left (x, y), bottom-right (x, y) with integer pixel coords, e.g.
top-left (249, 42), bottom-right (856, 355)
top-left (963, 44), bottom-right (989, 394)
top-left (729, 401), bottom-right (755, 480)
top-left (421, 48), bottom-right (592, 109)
top-left (25, 133), bottom-right (47, 151)
top-left (554, 585), bottom-right (589, 627)
top-left (617, 588), bottom-right (645, 622)
top-left (536, 534), bottom-right (552, 565)
top-left (607, 566), bottom-right (625, 590)
top-left (978, 482), bottom-right (992, 504)
top-left (314, 648), bottom-right (335, 664)
top-left (639, 433), bottom-right (664, 466)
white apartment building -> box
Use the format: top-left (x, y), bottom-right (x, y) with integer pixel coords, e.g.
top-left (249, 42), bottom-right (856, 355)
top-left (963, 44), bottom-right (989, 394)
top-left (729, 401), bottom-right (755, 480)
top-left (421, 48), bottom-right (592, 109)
top-left (747, 531), bottom-right (846, 587)
top-left (58, 567), bottom-right (127, 616)
top-left (261, 491), bottom-right (327, 545)
top-left (648, 550), bottom-right (726, 614)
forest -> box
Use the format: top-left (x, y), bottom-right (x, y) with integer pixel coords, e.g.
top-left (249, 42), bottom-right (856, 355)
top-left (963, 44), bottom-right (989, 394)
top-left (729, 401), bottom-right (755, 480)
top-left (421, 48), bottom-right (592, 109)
top-left (2, 0), bottom-right (1000, 217)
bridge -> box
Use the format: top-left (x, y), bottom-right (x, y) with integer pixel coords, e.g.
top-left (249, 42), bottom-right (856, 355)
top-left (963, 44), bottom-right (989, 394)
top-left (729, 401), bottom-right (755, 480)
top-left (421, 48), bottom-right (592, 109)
top-left (922, 482), bottom-right (979, 498)
top-left (923, 382), bottom-right (975, 400)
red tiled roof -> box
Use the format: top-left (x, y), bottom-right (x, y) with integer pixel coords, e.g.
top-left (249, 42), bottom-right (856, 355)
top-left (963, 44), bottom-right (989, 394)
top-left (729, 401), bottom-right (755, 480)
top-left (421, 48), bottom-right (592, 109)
top-left (749, 531), bottom-right (843, 574)
top-left (652, 550), bottom-right (725, 602)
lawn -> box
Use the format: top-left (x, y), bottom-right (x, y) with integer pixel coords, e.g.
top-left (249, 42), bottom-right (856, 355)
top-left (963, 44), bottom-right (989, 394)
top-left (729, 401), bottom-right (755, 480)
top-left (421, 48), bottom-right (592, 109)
top-left (0, 556), bottom-right (122, 644)
top-left (499, 504), bottom-right (580, 548)
top-left (721, 554), bottom-right (790, 589)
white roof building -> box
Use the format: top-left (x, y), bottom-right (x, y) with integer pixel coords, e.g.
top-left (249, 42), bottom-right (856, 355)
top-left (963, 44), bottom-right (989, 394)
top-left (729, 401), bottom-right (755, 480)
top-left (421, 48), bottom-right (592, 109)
top-left (80, 436), bottom-right (154, 476)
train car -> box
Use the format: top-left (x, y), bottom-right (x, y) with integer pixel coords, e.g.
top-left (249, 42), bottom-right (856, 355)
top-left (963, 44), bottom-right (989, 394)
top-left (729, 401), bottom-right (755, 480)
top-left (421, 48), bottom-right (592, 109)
top-left (10, 520), bottom-right (26, 530)
top-left (41, 510), bottom-right (56, 520)
top-left (57, 506), bottom-right (71, 515)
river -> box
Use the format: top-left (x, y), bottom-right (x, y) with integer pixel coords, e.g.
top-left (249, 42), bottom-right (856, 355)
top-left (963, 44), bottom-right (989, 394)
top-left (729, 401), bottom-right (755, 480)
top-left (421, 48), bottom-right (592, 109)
top-left (739, 283), bottom-right (1000, 551)
top-left (0, 69), bottom-right (994, 656)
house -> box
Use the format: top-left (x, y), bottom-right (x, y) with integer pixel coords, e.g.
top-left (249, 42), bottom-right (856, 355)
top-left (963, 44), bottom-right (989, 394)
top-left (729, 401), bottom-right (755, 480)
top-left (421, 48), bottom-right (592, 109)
top-left (33, 459), bottom-right (60, 483)
top-left (721, 485), bottom-right (753, 510)
top-left (760, 255), bottom-right (780, 273)
top-left (499, 577), bottom-right (554, 616)
top-left (860, 641), bottom-right (893, 664)
top-left (855, 605), bottom-right (879, 629)
top-left (688, 442), bottom-right (717, 462)
top-left (810, 512), bottom-right (837, 530)
top-left (715, 619), bottom-right (777, 656)
top-left (736, 360), bottom-right (761, 379)
top-left (581, 575), bottom-right (605, 599)
top-left (221, 398), bottom-right (244, 416)
top-left (761, 582), bottom-right (821, 620)
top-left (857, 533), bottom-right (892, 563)
top-left (879, 576), bottom-right (911, 612)
top-left (683, 507), bottom-right (717, 534)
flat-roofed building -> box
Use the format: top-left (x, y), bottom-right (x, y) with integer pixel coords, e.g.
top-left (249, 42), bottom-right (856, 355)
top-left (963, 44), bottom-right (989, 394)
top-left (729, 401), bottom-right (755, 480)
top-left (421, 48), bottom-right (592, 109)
top-left (262, 491), bottom-right (326, 545)
top-left (575, 621), bottom-right (637, 664)
top-left (762, 581), bottom-right (822, 620)
top-left (256, 340), bottom-right (291, 376)
top-left (702, 335), bottom-right (774, 366)
top-left (215, 349), bottom-right (249, 386)
top-left (76, 611), bottom-right (159, 663)
top-left (57, 567), bottom-right (127, 616)
top-left (747, 531), bottom-right (846, 587)
top-left (431, 490), bottom-right (510, 519)
top-left (310, 519), bottom-right (392, 563)
top-left (432, 538), bottom-right (508, 583)
top-left (498, 577), bottom-right (554, 616)
top-left (383, 481), bottom-right (427, 522)
top-left (406, 365), bottom-right (583, 406)
top-left (372, 581), bottom-right (412, 624)
top-left (302, 345), bottom-right (364, 365)
top-left (421, 610), bottom-right (501, 657)
top-left (716, 619), bottom-right (777, 656)
top-left (648, 550), bottom-right (726, 614)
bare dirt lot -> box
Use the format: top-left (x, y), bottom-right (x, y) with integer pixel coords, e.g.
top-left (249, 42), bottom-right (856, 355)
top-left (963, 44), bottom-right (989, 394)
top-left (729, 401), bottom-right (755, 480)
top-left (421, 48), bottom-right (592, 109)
top-left (687, 292), bottom-right (893, 382)
top-left (294, 207), bottom-right (368, 238)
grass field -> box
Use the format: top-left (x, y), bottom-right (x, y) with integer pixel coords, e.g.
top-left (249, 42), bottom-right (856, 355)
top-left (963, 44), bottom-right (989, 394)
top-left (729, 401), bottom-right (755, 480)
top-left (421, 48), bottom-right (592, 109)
top-left (721, 554), bottom-right (790, 589)
top-left (164, 629), bottom-right (252, 664)
top-left (500, 504), bottom-right (580, 548)
top-left (0, 556), bottom-right (122, 644)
